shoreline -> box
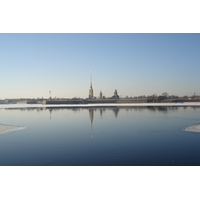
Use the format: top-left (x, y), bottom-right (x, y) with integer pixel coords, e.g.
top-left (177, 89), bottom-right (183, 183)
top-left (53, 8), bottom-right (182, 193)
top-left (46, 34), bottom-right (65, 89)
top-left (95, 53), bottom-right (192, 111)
top-left (0, 102), bottom-right (200, 109)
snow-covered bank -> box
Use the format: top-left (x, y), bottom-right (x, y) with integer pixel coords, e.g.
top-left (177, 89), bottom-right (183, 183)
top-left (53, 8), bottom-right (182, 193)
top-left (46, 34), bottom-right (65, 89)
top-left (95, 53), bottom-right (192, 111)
top-left (0, 125), bottom-right (26, 135)
top-left (184, 124), bottom-right (200, 133)
top-left (0, 102), bottom-right (200, 109)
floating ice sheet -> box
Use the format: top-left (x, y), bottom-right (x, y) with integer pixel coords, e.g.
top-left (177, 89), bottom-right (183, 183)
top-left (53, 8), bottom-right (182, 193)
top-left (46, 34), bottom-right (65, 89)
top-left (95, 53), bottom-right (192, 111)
top-left (184, 124), bottom-right (200, 133)
top-left (0, 124), bottom-right (26, 135)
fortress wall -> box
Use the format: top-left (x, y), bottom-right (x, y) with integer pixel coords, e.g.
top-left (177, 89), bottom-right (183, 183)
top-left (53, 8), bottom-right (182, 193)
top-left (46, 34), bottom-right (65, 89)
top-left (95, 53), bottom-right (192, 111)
top-left (43, 99), bottom-right (151, 104)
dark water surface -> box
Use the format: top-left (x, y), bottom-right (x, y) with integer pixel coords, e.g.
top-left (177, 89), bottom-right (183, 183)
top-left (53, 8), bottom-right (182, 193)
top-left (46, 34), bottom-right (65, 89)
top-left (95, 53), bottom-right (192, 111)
top-left (0, 106), bottom-right (200, 166)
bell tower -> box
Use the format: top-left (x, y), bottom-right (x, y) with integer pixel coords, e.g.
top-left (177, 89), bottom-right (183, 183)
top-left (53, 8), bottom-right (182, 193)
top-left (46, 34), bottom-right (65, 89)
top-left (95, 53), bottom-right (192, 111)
top-left (89, 71), bottom-right (93, 99)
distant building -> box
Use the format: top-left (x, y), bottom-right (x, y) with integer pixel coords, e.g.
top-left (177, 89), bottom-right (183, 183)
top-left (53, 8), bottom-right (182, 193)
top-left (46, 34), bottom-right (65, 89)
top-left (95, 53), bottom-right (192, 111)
top-left (112, 89), bottom-right (119, 99)
top-left (99, 90), bottom-right (103, 99)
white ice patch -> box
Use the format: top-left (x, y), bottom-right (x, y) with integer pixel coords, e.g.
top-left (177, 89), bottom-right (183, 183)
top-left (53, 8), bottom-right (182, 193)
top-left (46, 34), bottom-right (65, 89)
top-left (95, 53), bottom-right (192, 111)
top-left (184, 124), bottom-right (200, 133)
top-left (0, 125), bottom-right (26, 135)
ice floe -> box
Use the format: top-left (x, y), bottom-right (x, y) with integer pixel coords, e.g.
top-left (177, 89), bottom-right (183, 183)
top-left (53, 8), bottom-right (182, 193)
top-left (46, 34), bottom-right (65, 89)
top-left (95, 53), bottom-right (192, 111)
top-left (184, 124), bottom-right (200, 133)
top-left (0, 124), bottom-right (26, 135)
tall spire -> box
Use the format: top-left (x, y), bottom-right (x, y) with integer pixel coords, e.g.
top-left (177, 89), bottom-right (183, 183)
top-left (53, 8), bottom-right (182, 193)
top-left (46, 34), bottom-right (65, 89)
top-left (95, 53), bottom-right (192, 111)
top-left (89, 71), bottom-right (93, 99)
top-left (90, 71), bottom-right (92, 86)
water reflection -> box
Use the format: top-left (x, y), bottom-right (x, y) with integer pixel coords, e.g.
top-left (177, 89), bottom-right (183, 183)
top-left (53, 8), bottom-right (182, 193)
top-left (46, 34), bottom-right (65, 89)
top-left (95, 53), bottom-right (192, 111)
top-left (4, 106), bottom-right (186, 139)
top-left (49, 108), bottom-right (53, 120)
top-left (113, 108), bottom-right (119, 118)
top-left (6, 105), bottom-right (200, 110)
top-left (1, 106), bottom-right (200, 165)
top-left (5, 105), bottom-right (200, 119)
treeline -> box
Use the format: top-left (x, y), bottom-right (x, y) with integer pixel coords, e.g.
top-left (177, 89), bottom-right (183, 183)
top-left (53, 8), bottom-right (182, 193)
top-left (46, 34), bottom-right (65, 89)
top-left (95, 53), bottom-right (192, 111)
top-left (121, 92), bottom-right (200, 102)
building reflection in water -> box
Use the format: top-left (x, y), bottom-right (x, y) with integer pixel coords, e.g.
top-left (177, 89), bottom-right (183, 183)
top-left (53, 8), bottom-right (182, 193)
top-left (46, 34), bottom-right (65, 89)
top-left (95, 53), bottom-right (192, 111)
top-left (88, 107), bottom-right (119, 138)
top-left (8, 106), bottom-right (197, 139)
top-left (113, 108), bottom-right (119, 118)
top-left (100, 108), bottom-right (103, 119)
top-left (49, 108), bottom-right (52, 120)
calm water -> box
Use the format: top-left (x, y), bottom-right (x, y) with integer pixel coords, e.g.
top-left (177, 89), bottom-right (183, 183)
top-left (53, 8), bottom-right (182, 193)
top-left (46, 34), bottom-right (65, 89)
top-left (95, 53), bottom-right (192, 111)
top-left (0, 106), bottom-right (200, 166)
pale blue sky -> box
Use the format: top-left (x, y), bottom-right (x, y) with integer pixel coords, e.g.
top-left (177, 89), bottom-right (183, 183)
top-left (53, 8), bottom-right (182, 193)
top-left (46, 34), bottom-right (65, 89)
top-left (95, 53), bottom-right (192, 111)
top-left (1, 33), bottom-right (200, 99)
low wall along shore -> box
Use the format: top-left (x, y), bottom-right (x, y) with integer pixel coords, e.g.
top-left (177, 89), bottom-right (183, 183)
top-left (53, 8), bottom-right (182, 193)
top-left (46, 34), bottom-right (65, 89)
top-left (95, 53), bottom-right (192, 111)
top-left (43, 99), bottom-right (149, 105)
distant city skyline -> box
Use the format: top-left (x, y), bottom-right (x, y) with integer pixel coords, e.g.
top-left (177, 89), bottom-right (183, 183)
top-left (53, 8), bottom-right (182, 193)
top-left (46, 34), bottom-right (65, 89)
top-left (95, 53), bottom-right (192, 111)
top-left (1, 33), bottom-right (200, 99)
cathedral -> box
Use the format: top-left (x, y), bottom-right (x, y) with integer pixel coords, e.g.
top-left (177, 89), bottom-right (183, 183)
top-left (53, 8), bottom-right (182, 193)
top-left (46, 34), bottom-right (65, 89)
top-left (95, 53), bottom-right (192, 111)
top-left (89, 72), bottom-right (93, 99)
top-left (88, 72), bottom-right (118, 99)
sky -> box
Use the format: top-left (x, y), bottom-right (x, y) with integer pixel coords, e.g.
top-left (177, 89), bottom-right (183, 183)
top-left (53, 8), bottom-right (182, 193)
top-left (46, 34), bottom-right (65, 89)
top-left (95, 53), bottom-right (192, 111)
top-left (1, 33), bottom-right (200, 99)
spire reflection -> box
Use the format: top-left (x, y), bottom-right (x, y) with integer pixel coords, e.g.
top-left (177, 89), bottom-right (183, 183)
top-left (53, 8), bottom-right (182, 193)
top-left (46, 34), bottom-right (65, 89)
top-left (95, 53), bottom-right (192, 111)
top-left (89, 109), bottom-right (94, 138)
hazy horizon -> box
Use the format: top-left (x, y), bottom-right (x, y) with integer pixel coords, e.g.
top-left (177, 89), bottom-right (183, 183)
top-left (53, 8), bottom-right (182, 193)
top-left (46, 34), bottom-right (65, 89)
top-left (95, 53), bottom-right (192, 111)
top-left (1, 33), bottom-right (200, 99)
